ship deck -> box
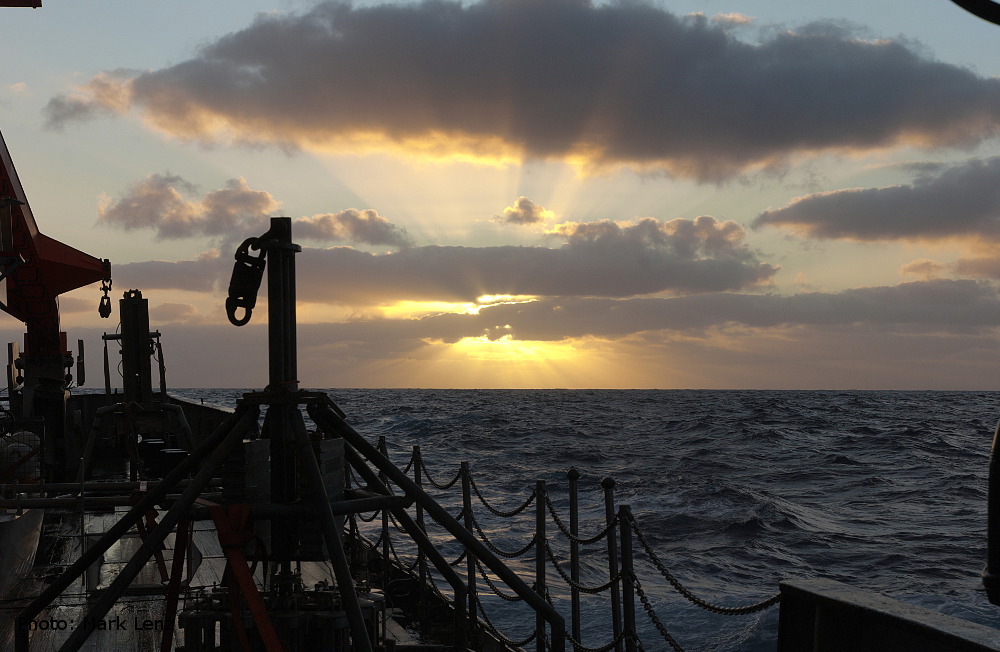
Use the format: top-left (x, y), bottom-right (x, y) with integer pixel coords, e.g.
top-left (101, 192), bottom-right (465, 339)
top-left (0, 505), bottom-right (415, 651)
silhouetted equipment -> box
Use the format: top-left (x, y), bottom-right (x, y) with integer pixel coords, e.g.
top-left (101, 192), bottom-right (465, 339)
top-left (0, 131), bottom-right (111, 480)
top-left (951, 0), bottom-right (1000, 25)
top-left (984, 423), bottom-right (1000, 605)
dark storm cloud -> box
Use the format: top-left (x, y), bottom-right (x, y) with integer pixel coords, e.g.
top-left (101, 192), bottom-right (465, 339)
top-left (302, 278), bottom-right (1000, 350)
top-left (296, 216), bottom-right (777, 303)
top-left (463, 278), bottom-right (1000, 340)
top-left (114, 215), bottom-right (775, 301)
top-left (754, 157), bottom-right (1000, 241)
top-left (45, 0), bottom-right (1000, 179)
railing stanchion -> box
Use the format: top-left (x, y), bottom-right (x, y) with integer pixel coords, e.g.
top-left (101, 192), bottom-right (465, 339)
top-left (536, 479), bottom-right (547, 652)
top-left (603, 477), bottom-right (623, 652)
top-left (568, 468), bottom-right (582, 644)
top-left (346, 441), bottom-right (361, 574)
top-left (461, 462), bottom-right (478, 641)
top-left (620, 505), bottom-right (637, 652)
top-left (414, 445), bottom-right (427, 620)
top-left (377, 436), bottom-right (391, 599)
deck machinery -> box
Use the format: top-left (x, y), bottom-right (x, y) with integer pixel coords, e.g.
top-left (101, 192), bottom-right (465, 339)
top-left (0, 115), bottom-right (551, 650)
top-left (0, 130), bottom-right (111, 481)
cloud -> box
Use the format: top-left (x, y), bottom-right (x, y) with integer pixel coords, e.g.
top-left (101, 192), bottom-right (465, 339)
top-left (294, 278), bottom-right (1000, 351)
top-left (754, 157), bottom-right (1000, 242)
top-left (901, 258), bottom-right (947, 280)
top-left (954, 256), bottom-right (1000, 279)
top-left (113, 215), bottom-right (775, 304)
top-left (150, 302), bottom-right (199, 323)
top-left (472, 279), bottom-right (1000, 340)
top-left (45, 70), bottom-right (134, 130)
top-left (47, 278), bottom-right (1000, 389)
top-left (711, 13), bottom-right (754, 26)
top-left (295, 209), bottom-right (413, 248)
top-left (115, 249), bottom-right (228, 292)
top-left (99, 174), bottom-right (279, 239)
top-left (45, 1), bottom-right (1000, 180)
top-left (494, 197), bottom-right (553, 225)
top-left (100, 174), bottom-right (411, 248)
top-left (58, 296), bottom-right (100, 314)
top-left (294, 216), bottom-right (777, 304)
top-left (548, 215), bottom-right (754, 259)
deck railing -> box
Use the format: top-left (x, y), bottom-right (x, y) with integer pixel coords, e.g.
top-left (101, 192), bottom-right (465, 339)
top-left (348, 435), bottom-right (780, 652)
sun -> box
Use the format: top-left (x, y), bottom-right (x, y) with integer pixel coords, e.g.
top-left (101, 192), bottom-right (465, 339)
top-left (406, 335), bottom-right (599, 388)
top-left (451, 334), bottom-right (579, 363)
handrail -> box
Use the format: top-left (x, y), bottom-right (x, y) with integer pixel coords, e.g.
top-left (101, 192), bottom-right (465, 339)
top-left (362, 431), bottom-right (782, 652)
top-left (308, 398), bottom-right (568, 652)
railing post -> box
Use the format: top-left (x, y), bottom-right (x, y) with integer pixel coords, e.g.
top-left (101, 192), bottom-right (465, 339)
top-left (413, 445), bottom-right (428, 619)
top-left (619, 505), bottom-right (637, 652)
top-left (568, 468), bottom-right (581, 644)
top-left (461, 462), bottom-right (478, 640)
top-left (536, 479), bottom-right (546, 652)
top-left (345, 443), bottom-right (361, 572)
top-left (377, 436), bottom-right (391, 595)
top-left (603, 477), bottom-right (623, 652)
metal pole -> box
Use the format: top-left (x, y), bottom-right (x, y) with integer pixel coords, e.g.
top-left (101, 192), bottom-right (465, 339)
top-left (309, 401), bottom-right (566, 652)
top-left (261, 217), bottom-right (302, 587)
top-left (346, 445), bottom-right (470, 651)
top-left (289, 410), bottom-right (373, 652)
top-left (378, 436), bottom-right (391, 599)
top-left (985, 421), bottom-right (1000, 604)
top-left (264, 217), bottom-right (299, 393)
top-left (603, 477), bottom-right (623, 652)
top-left (568, 468), bottom-right (581, 643)
top-left (414, 445), bottom-right (428, 620)
top-left (620, 505), bottom-right (637, 652)
top-left (462, 461), bottom-right (478, 639)
top-left (536, 479), bottom-right (546, 652)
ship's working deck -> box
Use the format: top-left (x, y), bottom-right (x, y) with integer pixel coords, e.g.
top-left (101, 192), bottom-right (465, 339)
top-left (0, 505), bottom-right (412, 651)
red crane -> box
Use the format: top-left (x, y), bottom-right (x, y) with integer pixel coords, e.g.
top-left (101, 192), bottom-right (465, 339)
top-left (0, 130), bottom-right (111, 478)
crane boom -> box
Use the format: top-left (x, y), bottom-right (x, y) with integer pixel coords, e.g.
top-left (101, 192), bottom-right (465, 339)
top-left (0, 129), bottom-right (111, 480)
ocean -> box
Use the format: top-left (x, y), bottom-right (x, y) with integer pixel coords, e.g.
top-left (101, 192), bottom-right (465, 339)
top-left (173, 388), bottom-right (1000, 651)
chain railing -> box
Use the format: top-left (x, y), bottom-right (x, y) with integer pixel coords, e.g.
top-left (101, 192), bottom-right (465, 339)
top-left (348, 435), bottom-right (780, 652)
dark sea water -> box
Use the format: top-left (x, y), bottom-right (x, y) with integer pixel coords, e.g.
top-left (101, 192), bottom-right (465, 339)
top-left (172, 388), bottom-right (1000, 651)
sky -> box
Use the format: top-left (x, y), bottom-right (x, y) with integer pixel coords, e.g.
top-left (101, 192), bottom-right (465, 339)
top-left (3, 0), bottom-right (1000, 390)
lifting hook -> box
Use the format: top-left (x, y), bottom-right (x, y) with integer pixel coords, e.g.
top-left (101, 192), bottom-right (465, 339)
top-left (226, 236), bottom-right (266, 326)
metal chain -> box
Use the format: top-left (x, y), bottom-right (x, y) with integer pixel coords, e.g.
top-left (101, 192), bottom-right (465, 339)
top-left (542, 538), bottom-right (622, 594)
top-left (418, 456), bottom-right (462, 490)
top-left (633, 575), bottom-right (685, 652)
top-left (387, 511), bottom-right (410, 534)
top-left (469, 512), bottom-right (537, 558)
top-left (474, 556), bottom-right (525, 602)
top-left (468, 473), bottom-right (536, 517)
top-left (385, 532), bottom-right (408, 569)
top-left (449, 548), bottom-right (468, 567)
top-left (423, 563), bottom-right (450, 601)
top-left (369, 530), bottom-right (385, 549)
top-left (475, 595), bottom-right (538, 648)
top-left (630, 516), bottom-right (780, 615)
top-left (544, 492), bottom-right (619, 545)
top-left (356, 509), bottom-right (381, 523)
top-left (566, 627), bottom-right (628, 652)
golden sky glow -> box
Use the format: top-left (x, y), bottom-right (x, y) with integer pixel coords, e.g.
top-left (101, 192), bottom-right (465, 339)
top-left (6, 1), bottom-right (1000, 389)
